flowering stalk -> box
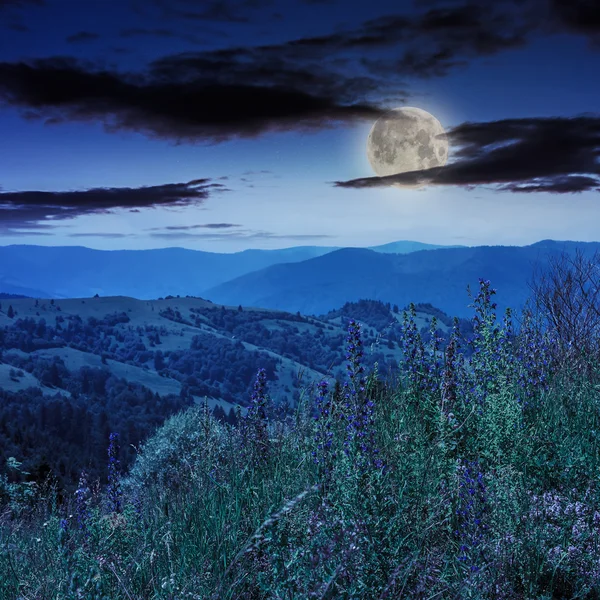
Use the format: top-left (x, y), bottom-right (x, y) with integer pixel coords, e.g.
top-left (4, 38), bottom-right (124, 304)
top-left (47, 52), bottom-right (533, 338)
top-left (312, 379), bottom-right (336, 493)
top-left (74, 469), bottom-right (90, 537)
top-left (398, 304), bottom-right (427, 392)
top-left (243, 368), bottom-right (270, 466)
top-left (466, 280), bottom-right (516, 407)
top-left (425, 316), bottom-right (445, 392)
top-left (107, 432), bottom-right (122, 514)
top-left (340, 320), bottom-right (365, 456)
top-left (441, 318), bottom-right (461, 424)
top-left (455, 459), bottom-right (489, 576)
top-left (514, 309), bottom-right (555, 406)
top-left (341, 320), bottom-right (383, 472)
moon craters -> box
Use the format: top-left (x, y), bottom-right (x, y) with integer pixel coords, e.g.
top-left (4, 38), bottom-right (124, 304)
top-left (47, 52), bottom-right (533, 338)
top-left (366, 107), bottom-right (449, 186)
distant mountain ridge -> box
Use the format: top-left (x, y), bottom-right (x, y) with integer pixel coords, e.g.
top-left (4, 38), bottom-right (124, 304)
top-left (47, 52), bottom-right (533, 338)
top-left (0, 241), bottom-right (464, 300)
top-left (0, 240), bottom-right (598, 319)
top-left (203, 240), bottom-right (600, 319)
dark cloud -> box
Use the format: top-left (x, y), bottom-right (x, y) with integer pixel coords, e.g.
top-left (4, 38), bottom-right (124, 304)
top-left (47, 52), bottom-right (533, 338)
top-left (1, 0), bottom-right (597, 148)
top-left (133, 0), bottom-right (258, 24)
top-left (0, 179), bottom-right (228, 234)
top-left (241, 0), bottom-right (275, 7)
top-left (0, 0), bottom-right (44, 7)
top-left (0, 56), bottom-right (386, 144)
top-left (110, 47), bottom-right (134, 55)
top-left (0, 0), bottom-right (44, 31)
top-left (7, 23), bottom-right (29, 31)
top-left (548, 0), bottom-right (600, 44)
top-left (415, 0), bottom-right (600, 46)
top-left (356, 4), bottom-right (534, 78)
top-left (0, 0), bottom-right (556, 146)
top-left (118, 27), bottom-right (212, 45)
top-left (149, 48), bottom-right (395, 105)
top-left (120, 27), bottom-right (181, 38)
top-left (333, 114), bottom-right (600, 193)
top-left (66, 31), bottom-right (100, 44)
top-left (185, 1), bottom-right (250, 23)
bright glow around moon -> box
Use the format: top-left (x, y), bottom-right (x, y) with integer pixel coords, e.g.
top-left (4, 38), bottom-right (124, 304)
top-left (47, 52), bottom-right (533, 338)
top-left (366, 107), bottom-right (448, 188)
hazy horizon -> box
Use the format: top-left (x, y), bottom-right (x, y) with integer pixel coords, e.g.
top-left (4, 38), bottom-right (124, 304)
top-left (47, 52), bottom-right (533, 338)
top-left (0, 237), bottom-right (590, 255)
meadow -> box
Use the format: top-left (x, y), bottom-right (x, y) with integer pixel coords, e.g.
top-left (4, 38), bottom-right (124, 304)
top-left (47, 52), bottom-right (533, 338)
top-left (1, 276), bottom-right (600, 599)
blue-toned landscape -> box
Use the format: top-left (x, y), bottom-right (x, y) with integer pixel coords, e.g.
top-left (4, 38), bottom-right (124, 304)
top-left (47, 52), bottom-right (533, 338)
top-left (1, 0), bottom-right (599, 598)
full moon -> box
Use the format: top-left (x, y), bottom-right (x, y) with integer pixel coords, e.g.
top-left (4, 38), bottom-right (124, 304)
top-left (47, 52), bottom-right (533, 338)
top-left (366, 106), bottom-right (448, 188)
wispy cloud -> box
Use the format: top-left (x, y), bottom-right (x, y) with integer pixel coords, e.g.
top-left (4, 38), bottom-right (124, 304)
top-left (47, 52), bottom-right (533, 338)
top-left (146, 223), bottom-right (241, 231)
top-left (0, 179), bottom-right (229, 233)
top-left (0, 0), bottom-right (45, 31)
top-left (118, 27), bottom-right (212, 45)
top-left (136, 0), bottom-right (274, 24)
top-left (66, 31), bottom-right (100, 44)
top-left (68, 232), bottom-right (131, 238)
top-left (333, 114), bottom-right (600, 193)
top-left (148, 228), bottom-right (333, 240)
top-left (120, 27), bottom-right (182, 38)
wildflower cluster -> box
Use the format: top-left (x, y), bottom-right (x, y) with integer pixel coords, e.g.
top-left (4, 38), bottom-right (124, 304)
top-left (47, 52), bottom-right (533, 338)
top-left (398, 304), bottom-right (427, 392)
top-left (527, 488), bottom-right (600, 585)
top-left (466, 279), bottom-right (516, 406)
top-left (341, 320), bottom-right (383, 471)
top-left (441, 317), bottom-right (464, 423)
top-left (425, 316), bottom-right (445, 385)
top-left (514, 309), bottom-right (555, 406)
top-left (398, 304), bottom-right (445, 395)
top-left (9, 272), bottom-right (600, 599)
top-left (242, 368), bottom-right (270, 465)
top-left (455, 459), bottom-right (489, 576)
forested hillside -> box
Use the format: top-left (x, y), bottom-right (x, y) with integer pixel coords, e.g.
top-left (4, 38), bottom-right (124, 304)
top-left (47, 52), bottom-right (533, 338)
top-left (0, 294), bottom-right (469, 494)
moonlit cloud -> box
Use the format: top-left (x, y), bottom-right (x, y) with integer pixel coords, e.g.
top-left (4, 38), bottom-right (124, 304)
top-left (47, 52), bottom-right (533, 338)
top-left (334, 114), bottom-right (600, 193)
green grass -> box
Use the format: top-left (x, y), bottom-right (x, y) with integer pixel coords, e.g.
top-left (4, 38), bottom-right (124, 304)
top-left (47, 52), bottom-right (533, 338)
top-left (2, 292), bottom-right (600, 599)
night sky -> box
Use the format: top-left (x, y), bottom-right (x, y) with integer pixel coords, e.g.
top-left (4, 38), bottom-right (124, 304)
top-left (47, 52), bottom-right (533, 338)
top-left (0, 0), bottom-right (598, 252)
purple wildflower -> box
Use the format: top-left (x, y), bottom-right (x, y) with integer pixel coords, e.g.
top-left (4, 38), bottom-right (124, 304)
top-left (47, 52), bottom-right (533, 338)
top-left (312, 379), bottom-right (336, 491)
top-left (441, 318), bottom-right (461, 424)
top-left (454, 459), bottom-right (489, 575)
top-left (342, 320), bottom-right (384, 472)
top-left (243, 368), bottom-right (270, 466)
top-left (466, 279), bottom-right (516, 408)
top-left (514, 309), bottom-right (555, 406)
top-left (398, 304), bottom-right (427, 392)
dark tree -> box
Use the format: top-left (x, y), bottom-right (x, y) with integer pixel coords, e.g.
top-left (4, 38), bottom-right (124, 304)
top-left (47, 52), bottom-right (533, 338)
top-left (529, 248), bottom-right (600, 376)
